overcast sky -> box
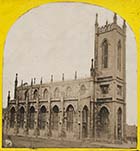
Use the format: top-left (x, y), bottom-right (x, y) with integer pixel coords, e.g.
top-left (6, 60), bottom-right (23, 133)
top-left (3, 2), bottom-right (137, 125)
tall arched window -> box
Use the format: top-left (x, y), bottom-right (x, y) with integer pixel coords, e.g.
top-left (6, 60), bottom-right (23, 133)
top-left (10, 107), bottom-right (15, 128)
top-left (102, 39), bottom-right (108, 68)
top-left (29, 106), bottom-right (35, 129)
top-left (33, 89), bottom-right (38, 100)
top-left (39, 106), bottom-right (47, 129)
top-left (54, 88), bottom-right (60, 98)
top-left (82, 106), bottom-right (88, 138)
top-left (117, 108), bottom-right (122, 140)
top-left (43, 89), bottom-right (48, 99)
top-left (66, 105), bottom-right (74, 132)
top-left (66, 87), bottom-right (72, 97)
top-left (51, 105), bottom-right (59, 130)
top-left (117, 40), bottom-right (121, 71)
top-left (19, 107), bottom-right (25, 128)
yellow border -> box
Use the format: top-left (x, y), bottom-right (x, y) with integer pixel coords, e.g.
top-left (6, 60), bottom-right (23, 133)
top-left (0, 0), bottom-right (139, 150)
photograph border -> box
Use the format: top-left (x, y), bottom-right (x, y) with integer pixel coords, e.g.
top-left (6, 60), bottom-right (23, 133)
top-left (0, 0), bottom-right (139, 150)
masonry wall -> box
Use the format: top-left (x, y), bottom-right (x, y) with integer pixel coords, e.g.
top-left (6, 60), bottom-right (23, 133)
top-left (6, 77), bottom-right (95, 140)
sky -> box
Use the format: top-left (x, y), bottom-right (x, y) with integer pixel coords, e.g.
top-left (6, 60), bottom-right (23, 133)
top-left (3, 2), bottom-right (137, 125)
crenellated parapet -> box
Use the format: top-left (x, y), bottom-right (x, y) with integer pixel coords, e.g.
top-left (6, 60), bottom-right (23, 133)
top-left (95, 13), bottom-right (126, 36)
top-left (98, 23), bottom-right (125, 35)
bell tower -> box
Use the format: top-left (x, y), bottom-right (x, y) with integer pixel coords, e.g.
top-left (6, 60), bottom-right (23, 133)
top-left (94, 13), bottom-right (126, 142)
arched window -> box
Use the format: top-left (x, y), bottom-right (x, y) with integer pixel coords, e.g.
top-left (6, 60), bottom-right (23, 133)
top-left (51, 105), bottom-right (59, 130)
top-left (10, 107), bottom-right (15, 128)
top-left (33, 89), bottom-right (38, 100)
top-left (43, 89), bottom-right (48, 99)
top-left (98, 107), bottom-right (109, 135)
top-left (66, 87), bottom-right (72, 97)
top-left (29, 106), bottom-right (35, 129)
top-left (117, 40), bottom-right (121, 71)
top-left (54, 88), bottom-right (60, 98)
top-left (39, 106), bottom-right (47, 129)
top-left (19, 107), bottom-right (25, 128)
top-left (102, 39), bottom-right (108, 68)
top-left (117, 108), bottom-right (122, 140)
top-left (66, 105), bottom-right (74, 132)
top-left (19, 91), bottom-right (22, 100)
top-left (24, 90), bottom-right (29, 100)
top-left (80, 85), bottom-right (86, 95)
top-left (82, 106), bottom-right (88, 138)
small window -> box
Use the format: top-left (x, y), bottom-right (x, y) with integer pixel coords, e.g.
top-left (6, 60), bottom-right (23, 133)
top-left (100, 84), bottom-right (109, 94)
top-left (33, 89), bottom-right (38, 100)
top-left (43, 89), bottom-right (48, 99)
top-left (19, 91), bottom-right (22, 100)
top-left (117, 85), bottom-right (122, 96)
top-left (66, 87), bottom-right (72, 97)
top-left (80, 85), bottom-right (86, 95)
top-left (54, 88), bottom-right (60, 98)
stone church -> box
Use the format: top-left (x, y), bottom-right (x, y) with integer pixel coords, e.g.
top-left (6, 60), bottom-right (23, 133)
top-left (4, 13), bottom-right (126, 143)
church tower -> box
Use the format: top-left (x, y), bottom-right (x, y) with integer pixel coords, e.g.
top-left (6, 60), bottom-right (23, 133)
top-left (94, 13), bottom-right (126, 142)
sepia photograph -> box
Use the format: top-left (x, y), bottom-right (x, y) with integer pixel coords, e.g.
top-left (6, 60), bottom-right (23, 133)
top-left (2, 2), bottom-right (137, 148)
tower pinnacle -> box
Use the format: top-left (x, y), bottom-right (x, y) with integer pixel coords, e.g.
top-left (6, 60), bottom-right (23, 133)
top-left (8, 91), bottom-right (10, 100)
top-left (62, 73), bottom-right (64, 81)
top-left (95, 13), bottom-right (98, 26)
top-left (75, 71), bottom-right (77, 80)
top-left (51, 75), bottom-right (53, 82)
top-left (7, 91), bottom-right (10, 107)
top-left (123, 19), bottom-right (126, 33)
top-left (40, 77), bottom-right (43, 84)
top-left (113, 13), bottom-right (117, 24)
top-left (31, 78), bottom-right (33, 86)
top-left (14, 73), bottom-right (18, 99)
top-left (90, 58), bottom-right (94, 76)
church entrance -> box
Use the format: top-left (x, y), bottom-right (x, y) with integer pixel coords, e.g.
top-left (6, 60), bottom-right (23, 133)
top-left (97, 107), bottom-right (109, 139)
top-left (82, 106), bottom-right (88, 138)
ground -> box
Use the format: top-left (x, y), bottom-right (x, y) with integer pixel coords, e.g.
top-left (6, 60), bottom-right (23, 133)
top-left (2, 135), bottom-right (137, 148)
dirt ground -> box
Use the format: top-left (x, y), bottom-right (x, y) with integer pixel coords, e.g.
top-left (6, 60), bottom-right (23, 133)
top-left (2, 135), bottom-right (137, 148)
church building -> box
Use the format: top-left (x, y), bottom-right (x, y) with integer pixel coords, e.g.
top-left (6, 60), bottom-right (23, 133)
top-left (5, 13), bottom-right (126, 143)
